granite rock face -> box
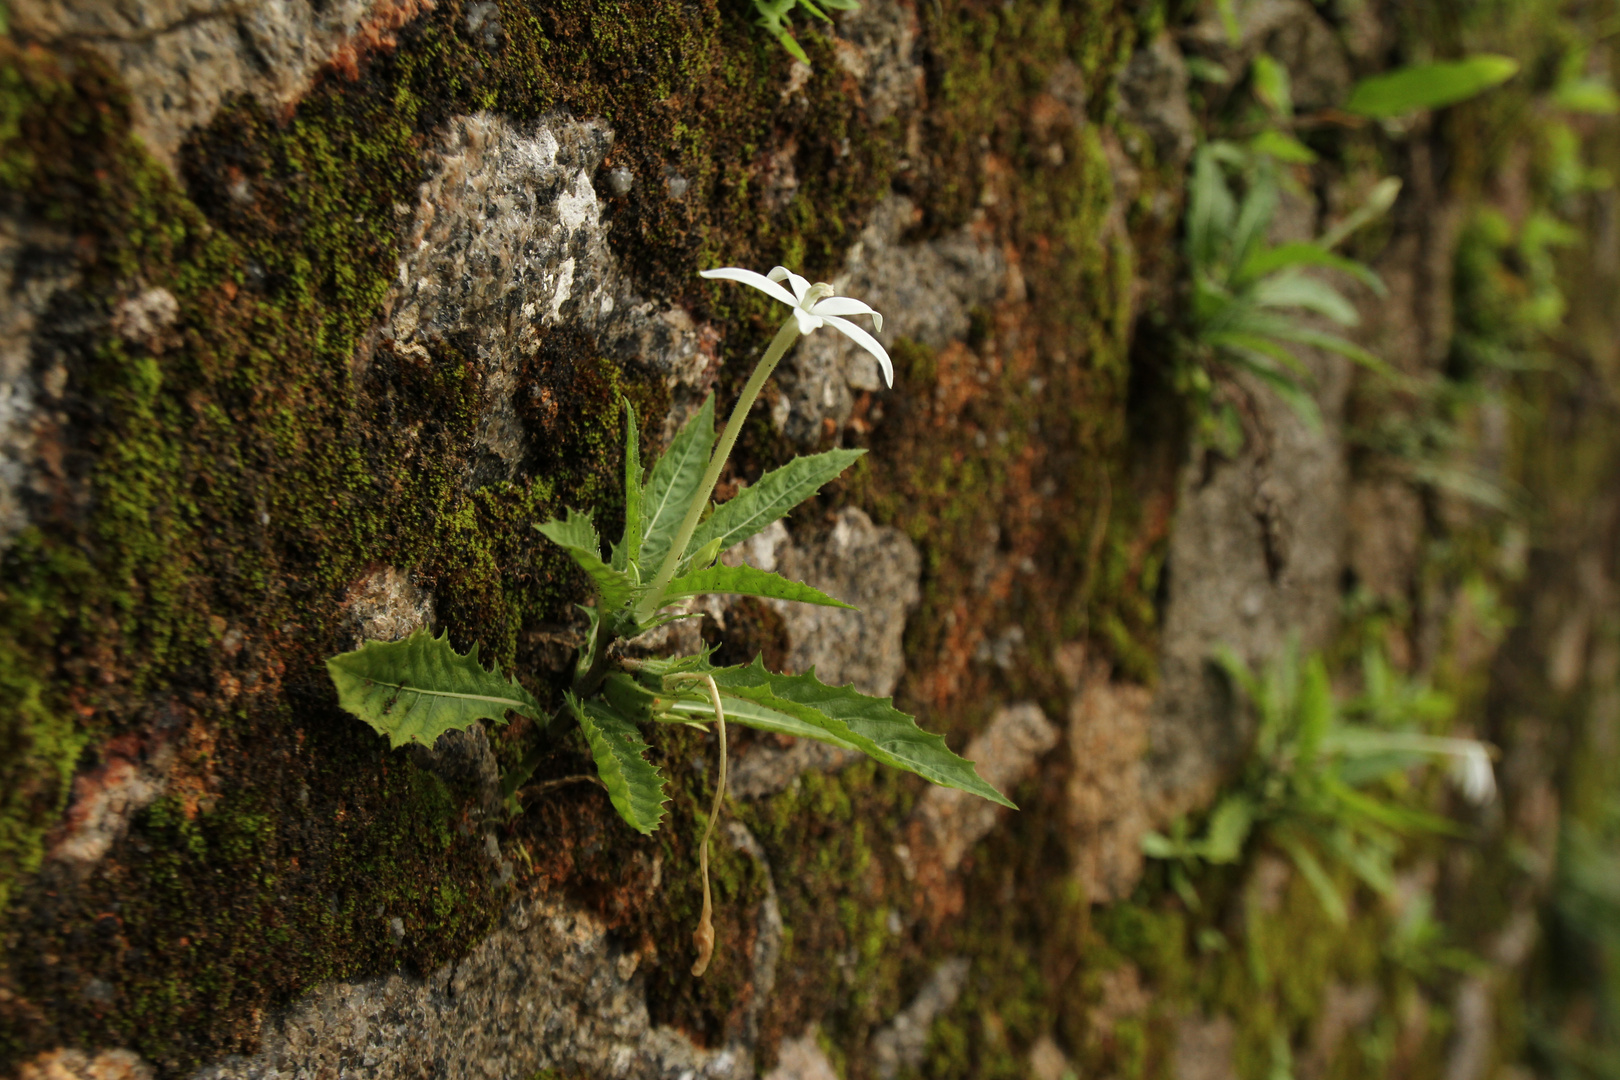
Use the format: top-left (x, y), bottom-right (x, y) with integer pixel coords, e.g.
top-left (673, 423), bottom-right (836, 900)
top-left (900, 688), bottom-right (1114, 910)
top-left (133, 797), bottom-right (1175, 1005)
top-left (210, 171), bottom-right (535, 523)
top-left (9, 0), bottom-right (429, 171)
top-left (3, 0), bottom-right (1577, 1072)
top-left (0, 215), bottom-right (79, 553)
top-left (184, 898), bottom-right (746, 1080)
top-left (382, 113), bottom-right (717, 480)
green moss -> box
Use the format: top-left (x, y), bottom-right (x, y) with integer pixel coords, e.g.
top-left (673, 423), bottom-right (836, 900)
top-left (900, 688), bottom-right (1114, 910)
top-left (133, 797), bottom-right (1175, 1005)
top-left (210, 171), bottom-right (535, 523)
top-left (736, 758), bottom-right (915, 1069)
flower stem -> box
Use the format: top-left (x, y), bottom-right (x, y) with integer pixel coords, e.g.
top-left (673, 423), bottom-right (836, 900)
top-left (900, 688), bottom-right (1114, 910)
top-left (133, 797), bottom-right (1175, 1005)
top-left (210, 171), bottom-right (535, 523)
top-left (635, 317), bottom-right (801, 622)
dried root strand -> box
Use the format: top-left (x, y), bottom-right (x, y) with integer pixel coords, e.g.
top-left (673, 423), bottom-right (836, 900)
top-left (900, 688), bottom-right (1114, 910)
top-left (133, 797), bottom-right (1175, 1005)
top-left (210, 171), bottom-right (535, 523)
top-left (688, 674), bottom-right (727, 977)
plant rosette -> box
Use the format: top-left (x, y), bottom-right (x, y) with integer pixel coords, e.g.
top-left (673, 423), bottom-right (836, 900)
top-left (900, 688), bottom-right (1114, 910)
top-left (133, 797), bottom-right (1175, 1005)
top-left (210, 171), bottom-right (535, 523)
top-left (326, 267), bottom-right (1008, 976)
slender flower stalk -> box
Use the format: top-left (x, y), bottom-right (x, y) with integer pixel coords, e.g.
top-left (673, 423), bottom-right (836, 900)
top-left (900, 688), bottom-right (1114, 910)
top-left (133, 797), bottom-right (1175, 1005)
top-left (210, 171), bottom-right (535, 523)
top-left (633, 266), bottom-right (887, 623)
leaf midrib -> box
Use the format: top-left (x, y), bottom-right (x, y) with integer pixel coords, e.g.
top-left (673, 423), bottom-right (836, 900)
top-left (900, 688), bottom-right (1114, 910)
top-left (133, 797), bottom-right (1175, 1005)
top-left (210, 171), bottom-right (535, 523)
top-left (358, 678), bottom-right (531, 710)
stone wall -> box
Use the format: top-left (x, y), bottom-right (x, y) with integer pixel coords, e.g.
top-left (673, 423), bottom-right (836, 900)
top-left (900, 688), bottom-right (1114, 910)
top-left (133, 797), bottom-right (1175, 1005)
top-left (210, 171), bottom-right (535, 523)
top-left (2, 0), bottom-right (1617, 1078)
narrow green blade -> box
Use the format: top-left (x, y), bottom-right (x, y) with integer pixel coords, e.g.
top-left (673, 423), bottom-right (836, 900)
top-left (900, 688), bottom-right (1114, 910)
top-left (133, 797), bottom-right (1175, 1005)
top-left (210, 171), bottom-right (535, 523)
top-left (640, 396), bottom-right (716, 578)
top-left (665, 564), bottom-right (854, 609)
top-left (616, 400), bottom-right (644, 571)
top-left (685, 448), bottom-right (864, 558)
top-left (537, 509), bottom-right (637, 612)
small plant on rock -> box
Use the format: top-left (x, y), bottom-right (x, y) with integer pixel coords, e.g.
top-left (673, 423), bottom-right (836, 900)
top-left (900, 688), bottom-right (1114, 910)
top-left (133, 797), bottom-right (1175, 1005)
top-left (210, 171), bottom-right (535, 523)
top-left (326, 266), bottom-right (1010, 976)
top-left (1178, 141), bottom-right (1394, 453)
top-left (1142, 640), bottom-right (1495, 923)
top-left (752, 0), bottom-right (859, 65)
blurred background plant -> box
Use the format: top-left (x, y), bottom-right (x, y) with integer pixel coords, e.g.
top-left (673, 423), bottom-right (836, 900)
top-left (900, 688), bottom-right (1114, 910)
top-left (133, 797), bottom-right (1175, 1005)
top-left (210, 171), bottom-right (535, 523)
top-left (1176, 48), bottom-right (1396, 456)
top-left (1142, 639), bottom-right (1492, 926)
top-left (750, 0), bottom-right (858, 64)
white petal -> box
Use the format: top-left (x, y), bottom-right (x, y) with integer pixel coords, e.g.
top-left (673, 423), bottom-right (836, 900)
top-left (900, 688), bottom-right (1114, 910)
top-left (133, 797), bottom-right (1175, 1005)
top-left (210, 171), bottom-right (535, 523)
top-left (793, 308), bottom-right (823, 334)
top-left (821, 314), bottom-right (892, 387)
top-left (810, 296), bottom-right (881, 323)
top-left (701, 267), bottom-right (797, 307)
top-left (765, 266), bottom-right (813, 301)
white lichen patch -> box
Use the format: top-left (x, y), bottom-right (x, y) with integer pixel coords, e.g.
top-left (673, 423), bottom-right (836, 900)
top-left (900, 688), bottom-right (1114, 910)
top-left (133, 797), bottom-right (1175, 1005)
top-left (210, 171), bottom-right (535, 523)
top-left (343, 566), bottom-right (434, 645)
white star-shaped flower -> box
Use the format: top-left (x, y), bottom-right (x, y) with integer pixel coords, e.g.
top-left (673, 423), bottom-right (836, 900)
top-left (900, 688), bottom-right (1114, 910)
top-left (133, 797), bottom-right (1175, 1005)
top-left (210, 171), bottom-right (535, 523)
top-left (700, 265), bottom-right (892, 387)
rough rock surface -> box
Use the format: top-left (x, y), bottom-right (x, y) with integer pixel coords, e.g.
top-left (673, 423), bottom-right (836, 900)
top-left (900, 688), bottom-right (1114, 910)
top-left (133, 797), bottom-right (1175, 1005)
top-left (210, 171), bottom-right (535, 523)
top-left (9, 0), bottom-right (428, 172)
top-left (16, 1048), bottom-right (155, 1080)
top-left (343, 566), bottom-right (434, 645)
top-left (152, 821), bottom-right (785, 1079)
top-left (1144, 356), bottom-right (1351, 818)
top-left (724, 510), bottom-right (924, 799)
top-left (770, 508), bottom-right (922, 697)
top-left (1143, 187), bottom-right (1358, 825)
top-left (178, 897), bottom-right (744, 1080)
top-left (1117, 34), bottom-right (1196, 171)
top-left (16, 823), bottom-right (789, 1080)
top-left (0, 215), bottom-right (79, 553)
top-left (912, 702), bottom-right (1059, 871)
top-left (866, 958), bottom-right (971, 1080)
top-left (45, 736), bottom-right (177, 871)
top-left (759, 1031), bottom-right (839, 1080)
top-left (1173, 1014), bottom-right (1238, 1080)
top-left (1059, 647), bottom-right (1153, 903)
top-left (383, 113), bottom-right (715, 479)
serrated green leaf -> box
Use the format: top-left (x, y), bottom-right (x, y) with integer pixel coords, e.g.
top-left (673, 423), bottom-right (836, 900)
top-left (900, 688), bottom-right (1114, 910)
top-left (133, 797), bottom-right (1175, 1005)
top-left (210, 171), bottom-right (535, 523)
top-left (326, 629), bottom-right (544, 749)
top-left (602, 671), bottom-right (659, 723)
top-left (665, 564), bottom-right (855, 609)
top-left (662, 692), bottom-right (861, 751)
top-left (708, 658), bottom-right (1014, 807)
top-left (570, 693), bottom-right (669, 834)
top-left (639, 395), bottom-right (716, 578)
top-left (615, 400), bottom-right (644, 572)
top-left (537, 509), bottom-right (637, 612)
top-left (686, 448), bottom-right (864, 558)
top-left (1346, 56), bottom-right (1519, 119)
